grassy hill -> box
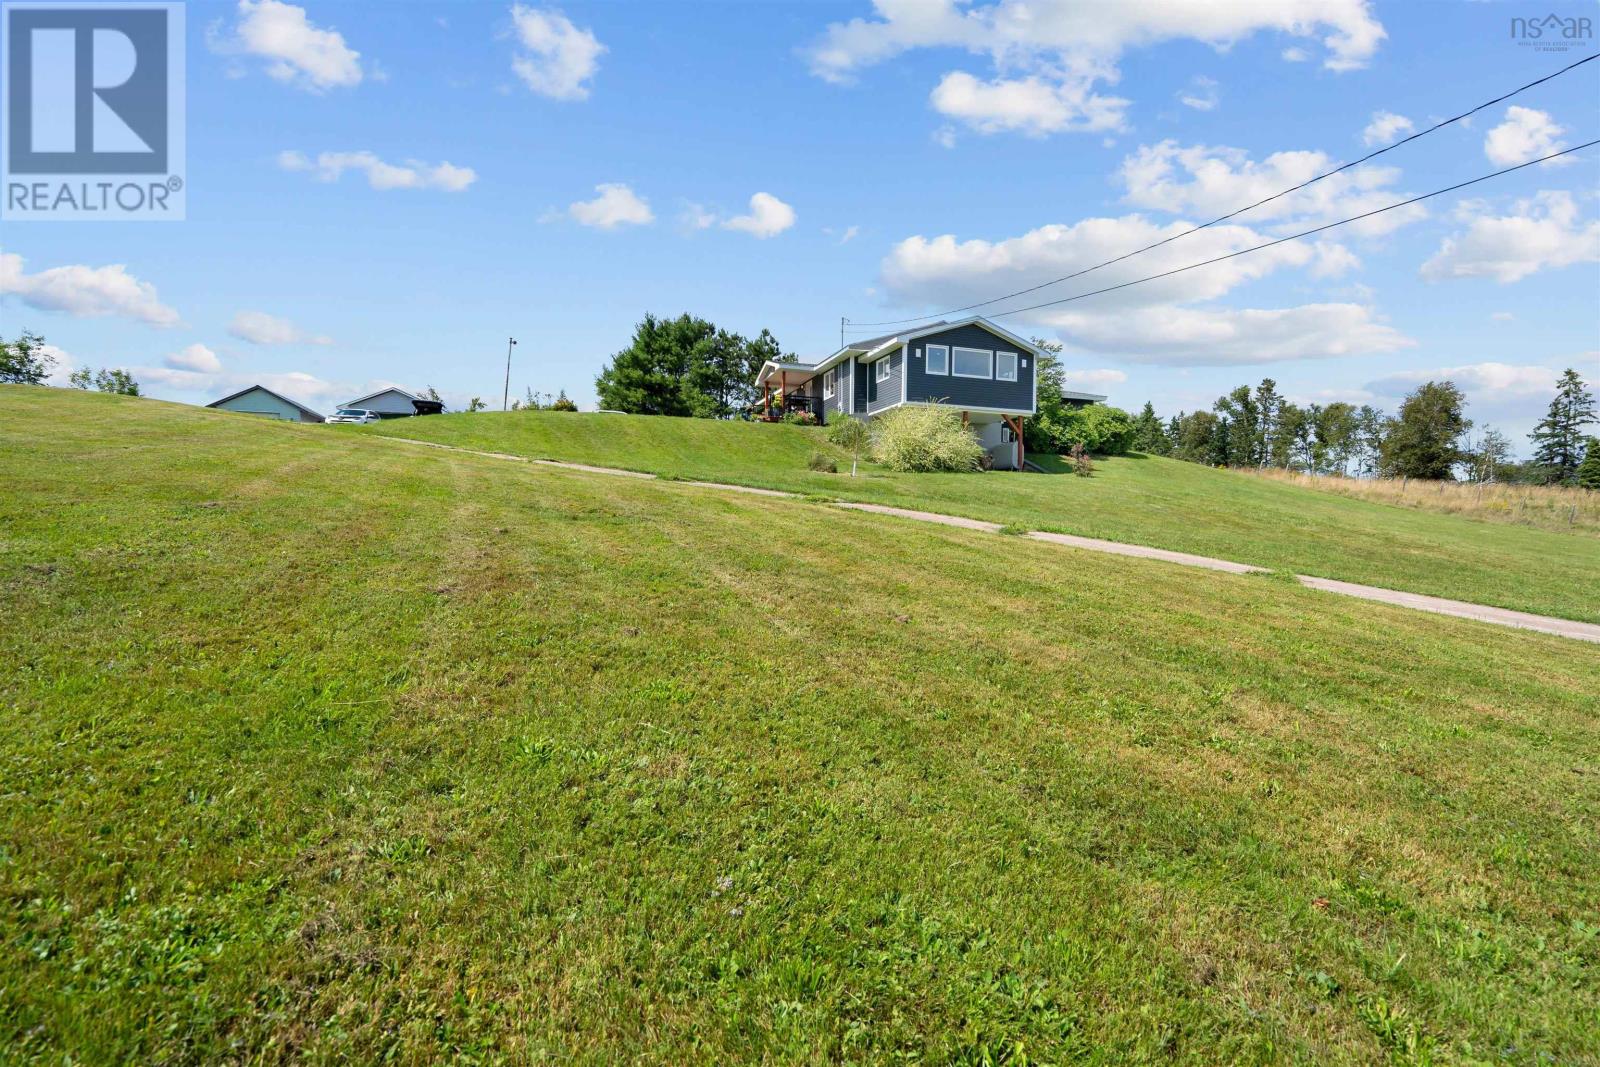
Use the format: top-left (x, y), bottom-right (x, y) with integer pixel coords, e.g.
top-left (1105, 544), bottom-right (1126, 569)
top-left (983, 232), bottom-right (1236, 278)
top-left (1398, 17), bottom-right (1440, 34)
top-left (362, 409), bottom-right (1600, 624)
top-left (4, 388), bottom-right (1599, 1064)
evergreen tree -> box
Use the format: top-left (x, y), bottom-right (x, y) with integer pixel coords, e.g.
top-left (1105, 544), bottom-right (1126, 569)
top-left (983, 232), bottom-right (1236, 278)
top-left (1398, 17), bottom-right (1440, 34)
top-left (1576, 438), bottom-right (1600, 491)
top-left (1379, 381), bottom-right (1471, 480)
top-left (1131, 402), bottom-right (1169, 455)
top-left (1529, 368), bottom-right (1596, 484)
top-left (1253, 378), bottom-right (1283, 467)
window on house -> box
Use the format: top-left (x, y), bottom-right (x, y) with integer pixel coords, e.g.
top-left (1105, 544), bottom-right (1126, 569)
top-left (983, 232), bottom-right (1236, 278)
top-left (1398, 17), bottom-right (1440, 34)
top-left (995, 351), bottom-right (1018, 382)
top-left (875, 356), bottom-right (892, 383)
top-left (952, 346), bottom-right (992, 379)
top-left (925, 344), bottom-right (949, 375)
top-left (823, 368), bottom-right (835, 399)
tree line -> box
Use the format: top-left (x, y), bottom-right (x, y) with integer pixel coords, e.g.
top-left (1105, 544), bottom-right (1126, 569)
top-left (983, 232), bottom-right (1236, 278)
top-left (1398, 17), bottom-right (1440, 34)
top-left (1129, 368), bottom-right (1597, 486)
top-left (1, 331), bottom-right (141, 395)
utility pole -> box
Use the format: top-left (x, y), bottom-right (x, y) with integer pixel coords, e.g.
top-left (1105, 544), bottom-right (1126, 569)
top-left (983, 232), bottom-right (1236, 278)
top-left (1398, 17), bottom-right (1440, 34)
top-left (502, 337), bottom-right (517, 412)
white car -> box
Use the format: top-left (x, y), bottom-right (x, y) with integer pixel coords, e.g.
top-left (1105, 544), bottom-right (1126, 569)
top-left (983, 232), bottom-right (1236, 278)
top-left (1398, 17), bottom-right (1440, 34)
top-left (327, 408), bottom-right (382, 425)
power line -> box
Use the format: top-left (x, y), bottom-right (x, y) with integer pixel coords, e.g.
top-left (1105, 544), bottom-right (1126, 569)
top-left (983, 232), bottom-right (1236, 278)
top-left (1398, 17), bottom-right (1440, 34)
top-left (968, 140), bottom-right (1596, 323)
top-left (845, 53), bottom-right (1598, 331)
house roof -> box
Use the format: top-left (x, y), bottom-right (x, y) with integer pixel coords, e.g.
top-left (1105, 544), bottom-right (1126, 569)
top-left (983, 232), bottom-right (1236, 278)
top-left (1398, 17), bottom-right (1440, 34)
top-left (206, 384), bottom-right (325, 422)
top-left (758, 315), bottom-right (1043, 385)
top-left (1061, 389), bottom-right (1108, 403)
top-left (346, 386), bottom-right (422, 406)
top-left (754, 359), bottom-right (818, 388)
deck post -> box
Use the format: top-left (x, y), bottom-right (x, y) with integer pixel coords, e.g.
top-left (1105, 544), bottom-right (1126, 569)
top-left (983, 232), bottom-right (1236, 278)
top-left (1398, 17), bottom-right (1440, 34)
top-left (962, 410), bottom-right (969, 429)
top-left (1016, 416), bottom-right (1025, 470)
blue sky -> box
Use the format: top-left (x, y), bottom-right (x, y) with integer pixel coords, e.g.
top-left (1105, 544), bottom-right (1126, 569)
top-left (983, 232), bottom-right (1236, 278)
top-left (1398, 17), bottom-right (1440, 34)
top-left (4, 0), bottom-right (1598, 449)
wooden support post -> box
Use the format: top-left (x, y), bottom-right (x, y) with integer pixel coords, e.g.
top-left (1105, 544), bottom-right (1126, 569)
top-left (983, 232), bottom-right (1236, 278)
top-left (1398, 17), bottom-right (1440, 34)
top-left (1015, 416), bottom-right (1025, 470)
top-left (961, 410), bottom-right (969, 428)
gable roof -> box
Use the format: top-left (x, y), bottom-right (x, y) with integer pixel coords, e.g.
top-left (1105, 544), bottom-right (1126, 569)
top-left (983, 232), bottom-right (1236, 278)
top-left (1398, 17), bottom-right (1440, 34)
top-left (207, 384), bottom-right (325, 422)
top-left (346, 386), bottom-right (422, 406)
top-left (820, 316), bottom-right (1045, 370)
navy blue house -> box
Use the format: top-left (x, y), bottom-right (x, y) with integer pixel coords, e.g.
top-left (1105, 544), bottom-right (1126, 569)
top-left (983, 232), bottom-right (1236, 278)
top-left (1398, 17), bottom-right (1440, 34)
top-left (753, 316), bottom-right (1091, 470)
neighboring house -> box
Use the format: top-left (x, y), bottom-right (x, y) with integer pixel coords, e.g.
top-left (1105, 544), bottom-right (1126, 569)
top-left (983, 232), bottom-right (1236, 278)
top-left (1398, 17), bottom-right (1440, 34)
top-left (1061, 389), bottom-right (1107, 409)
top-left (343, 387), bottom-right (446, 419)
top-left (753, 316), bottom-right (1043, 470)
top-left (207, 384), bottom-right (325, 423)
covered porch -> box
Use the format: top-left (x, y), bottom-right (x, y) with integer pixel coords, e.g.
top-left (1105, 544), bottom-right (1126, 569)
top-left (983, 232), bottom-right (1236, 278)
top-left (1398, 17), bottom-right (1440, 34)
top-left (752, 360), bottom-right (825, 425)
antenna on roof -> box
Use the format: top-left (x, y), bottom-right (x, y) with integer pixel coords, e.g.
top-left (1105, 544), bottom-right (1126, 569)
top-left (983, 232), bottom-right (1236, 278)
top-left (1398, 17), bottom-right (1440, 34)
top-left (840, 317), bottom-right (845, 349)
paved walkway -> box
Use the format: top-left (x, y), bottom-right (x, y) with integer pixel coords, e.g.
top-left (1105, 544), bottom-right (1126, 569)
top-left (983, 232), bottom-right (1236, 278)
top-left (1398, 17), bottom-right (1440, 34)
top-left (379, 435), bottom-right (1600, 644)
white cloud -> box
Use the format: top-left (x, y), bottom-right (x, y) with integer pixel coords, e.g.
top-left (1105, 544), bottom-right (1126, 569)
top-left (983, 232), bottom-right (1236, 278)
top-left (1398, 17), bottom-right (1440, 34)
top-left (0, 252), bottom-right (180, 327)
top-left (1490, 311), bottom-right (1514, 322)
top-left (722, 192), bottom-right (796, 238)
top-left (932, 126), bottom-right (958, 149)
top-left (878, 213), bottom-right (1412, 366)
top-left (1062, 368), bottom-right (1127, 388)
top-left (1483, 106), bottom-right (1571, 167)
top-left (1046, 302), bottom-right (1413, 365)
top-left (561, 183), bottom-right (654, 229)
top-left (40, 344), bottom-right (77, 387)
top-left (930, 71), bottom-right (1128, 136)
top-left (839, 225), bottom-right (860, 244)
top-left (1421, 191), bottom-right (1600, 283)
top-left (213, 0), bottom-right (363, 91)
top-left (228, 310), bottom-right (332, 346)
top-left (1362, 110), bottom-right (1412, 147)
top-left (166, 343), bottom-right (222, 373)
top-left (509, 5), bottom-right (604, 100)
top-left (1118, 140), bottom-right (1426, 237)
top-left (1366, 362), bottom-right (1560, 398)
top-left (1310, 241), bottom-right (1361, 278)
top-left (804, 1), bottom-right (1384, 137)
top-left (680, 203), bottom-right (717, 230)
top-left (1281, 46), bottom-right (1310, 62)
top-left (1177, 76), bottom-right (1219, 112)
top-left (278, 150), bottom-right (476, 192)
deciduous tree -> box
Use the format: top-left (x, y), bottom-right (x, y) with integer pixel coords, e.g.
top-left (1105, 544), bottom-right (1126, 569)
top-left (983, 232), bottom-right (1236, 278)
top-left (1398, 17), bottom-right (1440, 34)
top-left (1380, 381), bottom-right (1471, 480)
top-left (0, 331), bottom-right (54, 385)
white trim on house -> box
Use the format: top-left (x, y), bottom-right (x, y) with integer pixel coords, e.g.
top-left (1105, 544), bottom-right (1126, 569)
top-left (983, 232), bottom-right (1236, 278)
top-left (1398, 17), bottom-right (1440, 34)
top-left (995, 350), bottom-right (1018, 382)
top-left (951, 346), bottom-right (994, 379)
top-left (925, 343), bottom-right (949, 375)
top-left (805, 315), bottom-right (1048, 378)
top-left (875, 356), bottom-right (891, 383)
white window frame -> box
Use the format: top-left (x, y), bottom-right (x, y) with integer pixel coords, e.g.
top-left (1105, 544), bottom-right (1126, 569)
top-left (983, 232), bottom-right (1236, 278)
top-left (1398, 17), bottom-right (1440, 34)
top-left (875, 355), bottom-right (892, 383)
top-left (952, 346), bottom-right (993, 379)
top-left (925, 344), bottom-right (949, 376)
top-left (823, 367), bottom-right (835, 399)
top-left (994, 350), bottom-right (1018, 382)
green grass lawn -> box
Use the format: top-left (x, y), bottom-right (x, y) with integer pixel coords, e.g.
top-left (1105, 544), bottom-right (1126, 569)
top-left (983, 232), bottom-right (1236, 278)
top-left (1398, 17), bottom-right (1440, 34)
top-left (4, 389), bottom-right (1599, 1064)
top-left (360, 409), bottom-right (1600, 625)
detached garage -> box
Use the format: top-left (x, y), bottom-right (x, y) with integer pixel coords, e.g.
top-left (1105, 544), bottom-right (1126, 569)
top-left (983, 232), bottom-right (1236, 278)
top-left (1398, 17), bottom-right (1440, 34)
top-left (207, 385), bottom-right (325, 423)
top-left (343, 388), bottom-right (445, 418)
